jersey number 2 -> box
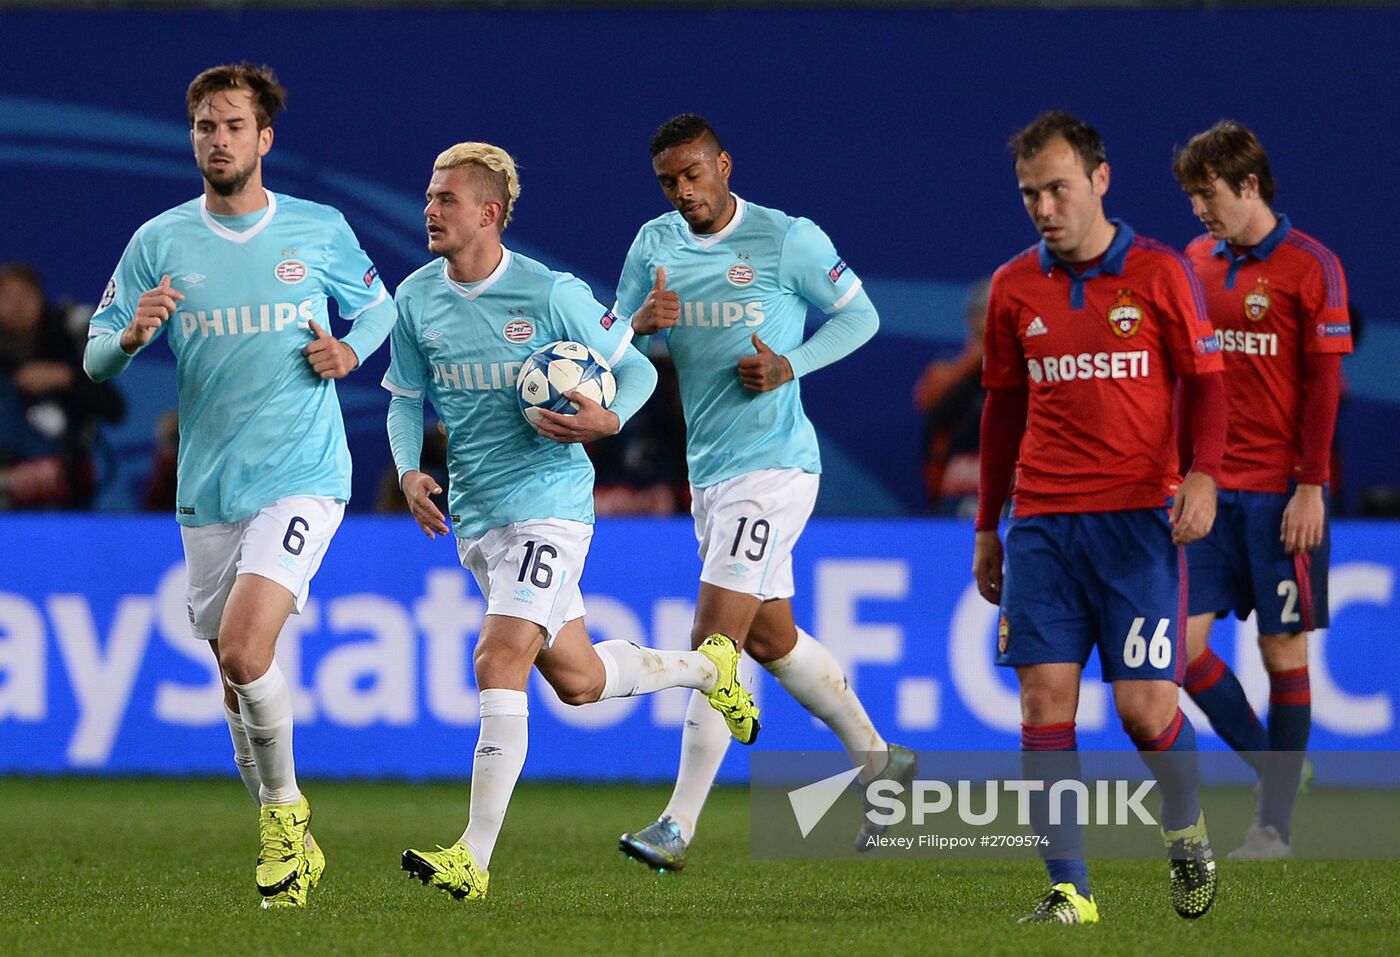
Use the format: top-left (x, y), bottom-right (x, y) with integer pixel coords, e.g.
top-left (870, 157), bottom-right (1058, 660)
top-left (1277, 581), bottom-right (1301, 624)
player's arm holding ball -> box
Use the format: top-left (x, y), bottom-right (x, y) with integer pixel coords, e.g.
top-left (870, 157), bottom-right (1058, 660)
top-left (532, 276), bottom-right (659, 444)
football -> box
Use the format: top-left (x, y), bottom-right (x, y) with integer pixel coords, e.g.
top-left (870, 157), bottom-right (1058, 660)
top-left (516, 340), bottom-right (617, 427)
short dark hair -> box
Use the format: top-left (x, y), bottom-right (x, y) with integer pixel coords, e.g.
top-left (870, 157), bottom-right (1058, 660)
top-left (0, 261), bottom-right (43, 294)
top-left (649, 113), bottom-right (724, 157)
top-left (1172, 120), bottom-right (1276, 205)
top-left (186, 62), bottom-right (287, 130)
top-left (1008, 110), bottom-right (1107, 177)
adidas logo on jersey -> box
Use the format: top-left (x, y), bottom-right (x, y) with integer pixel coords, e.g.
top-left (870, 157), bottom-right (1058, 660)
top-left (1027, 316), bottom-right (1049, 337)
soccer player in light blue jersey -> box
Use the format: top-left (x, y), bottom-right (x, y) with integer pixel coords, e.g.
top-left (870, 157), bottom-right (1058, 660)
top-left (83, 64), bottom-right (397, 909)
top-left (613, 114), bottom-right (915, 872)
top-left (385, 143), bottom-right (758, 902)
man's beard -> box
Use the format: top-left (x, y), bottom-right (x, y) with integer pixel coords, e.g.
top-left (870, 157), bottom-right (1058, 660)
top-left (201, 157), bottom-right (256, 197)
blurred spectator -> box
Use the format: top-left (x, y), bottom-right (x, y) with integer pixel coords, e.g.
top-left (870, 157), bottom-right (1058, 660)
top-left (1331, 302), bottom-right (1363, 515)
top-left (0, 262), bottom-right (124, 508)
top-left (913, 278), bottom-right (991, 516)
top-left (143, 410), bottom-right (181, 512)
top-left (589, 354), bottom-right (689, 515)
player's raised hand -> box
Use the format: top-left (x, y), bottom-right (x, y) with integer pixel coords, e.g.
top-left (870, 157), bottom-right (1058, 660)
top-left (401, 470), bottom-right (450, 538)
top-left (1280, 482), bottom-right (1326, 554)
top-left (972, 529), bottom-right (1005, 605)
top-left (303, 320), bottom-right (360, 379)
top-left (121, 274), bottom-right (184, 354)
top-left (630, 267), bottom-right (680, 335)
top-left (530, 391), bottom-right (621, 444)
top-left (1171, 470), bottom-right (1218, 544)
top-left (737, 333), bottom-right (794, 392)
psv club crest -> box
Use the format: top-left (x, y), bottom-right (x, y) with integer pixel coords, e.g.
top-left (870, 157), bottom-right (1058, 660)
top-left (1107, 289), bottom-right (1144, 338)
top-left (1244, 277), bottom-right (1272, 322)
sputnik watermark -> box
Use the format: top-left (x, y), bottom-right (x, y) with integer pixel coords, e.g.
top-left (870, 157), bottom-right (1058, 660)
top-left (787, 767), bottom-right (1157, 843)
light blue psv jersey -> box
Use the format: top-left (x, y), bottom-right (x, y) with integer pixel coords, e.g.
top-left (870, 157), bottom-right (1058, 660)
top-left (614, 197), bottom-right (875, 488)
top-left (86, 190), bottom-right (396, 526)
top-left (383, 249), bottom-right (642, 539)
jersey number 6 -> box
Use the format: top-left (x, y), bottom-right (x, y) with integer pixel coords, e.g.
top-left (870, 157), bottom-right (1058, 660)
top-left (282, 516), bottom-right (310, 556)
top-left (1123, 617), bottom-right (1172, 669)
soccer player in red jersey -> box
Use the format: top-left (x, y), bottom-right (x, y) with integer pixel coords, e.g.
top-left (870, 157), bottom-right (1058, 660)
top-left (1174, 121), bottom-right (1353, 860)
top-left (974, 111), bottom-right (1227, 924)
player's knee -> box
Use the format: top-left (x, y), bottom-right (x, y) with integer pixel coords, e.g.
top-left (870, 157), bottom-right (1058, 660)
top-left (1116, 699), bottom-right (1177, 741)
top-left (473, 641), bottom-right (532, 690)
top-left (743, 628), bottom-right (793, 664)
top-left (217, 644), bottom-right (268, 686)
top-left (549, 672), bottom-right (603, 706)
top-left (1258, 632), bottom-right (1307, 672)
top-left (1020, 686), bottom-right (1073, 726)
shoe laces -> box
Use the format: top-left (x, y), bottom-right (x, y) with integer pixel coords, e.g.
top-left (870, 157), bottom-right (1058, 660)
top-left (260, 809), bottom-right (299, 861)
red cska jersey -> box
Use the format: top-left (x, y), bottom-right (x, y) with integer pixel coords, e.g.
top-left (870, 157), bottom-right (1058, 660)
top-left (985, 220), bottom-right (1224, 516)
top-left (1185, 216), bottom-right (1352, 492)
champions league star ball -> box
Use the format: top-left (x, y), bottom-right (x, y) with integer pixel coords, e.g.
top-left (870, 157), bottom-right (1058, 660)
top-left (517, 340), bottom-right (617, 427)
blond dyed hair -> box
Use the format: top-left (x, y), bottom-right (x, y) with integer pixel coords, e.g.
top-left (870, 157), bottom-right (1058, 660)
top-left (434, 142), bottom-right (521, 231)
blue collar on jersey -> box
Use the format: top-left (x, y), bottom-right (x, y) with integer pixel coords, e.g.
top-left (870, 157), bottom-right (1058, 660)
top-left (1037, 218), bottom-right (1135, 310)
top-left (1211, 213), bottom-right (1291, 290)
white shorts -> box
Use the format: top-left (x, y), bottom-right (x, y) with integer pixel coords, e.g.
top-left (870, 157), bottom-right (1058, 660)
top-left (456, 518), bottom-right (591, 648)
top-left (691, 468), bottom-right (819, 601)
top-left (180, 495), bottom-right (345, 643)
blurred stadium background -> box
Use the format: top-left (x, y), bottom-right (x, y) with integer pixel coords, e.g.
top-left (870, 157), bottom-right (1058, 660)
top-left (2, 0), bottom-right (1397, 823)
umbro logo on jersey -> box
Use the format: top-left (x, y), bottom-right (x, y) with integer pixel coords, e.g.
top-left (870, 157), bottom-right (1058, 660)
top-left (1026, 316), bottom-right (1049, 337)
top-left (180, 273), bottom-right (206, 286)
top-left (424, 329), bottom-right (443, 341)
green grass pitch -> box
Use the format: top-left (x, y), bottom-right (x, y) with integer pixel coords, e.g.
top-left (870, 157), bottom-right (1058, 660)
top-left (2, 777), bottom-right (1397, 956)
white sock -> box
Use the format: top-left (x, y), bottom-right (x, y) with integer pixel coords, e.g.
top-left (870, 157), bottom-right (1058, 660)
top-left (223, 703), bottom-right (262, 804)
top-left (595, 639), bottom-right (718, 699)
top-left (461, 689), bottom-right (529, 871)
top-left (229, 662), bottom-right (301, 806)
top-left (660, 691), bottom-right (732, 844)
top-left (764, 630), bottom-right (888, 782)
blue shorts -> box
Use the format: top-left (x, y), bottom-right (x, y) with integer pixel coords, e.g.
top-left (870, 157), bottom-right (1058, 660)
top-left (998, 509), bottom-right (1184, 684)
top-left (1186, 488), bottom-right (1330, 635)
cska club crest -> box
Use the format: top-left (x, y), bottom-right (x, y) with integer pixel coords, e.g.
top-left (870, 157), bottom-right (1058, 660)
top-left (998, 615), bottom-right (1010, 654)
top-left (1107, 289), bottom-right (1144, 338)
top-left (1244, 277), bottom-right (1271, 322)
